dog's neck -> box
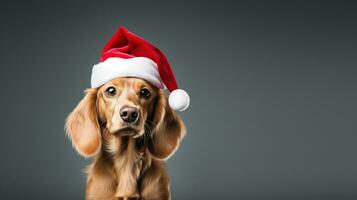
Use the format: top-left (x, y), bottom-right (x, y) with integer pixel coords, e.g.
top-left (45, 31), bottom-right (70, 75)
top-left (101, 129), bottom-right (151, 198)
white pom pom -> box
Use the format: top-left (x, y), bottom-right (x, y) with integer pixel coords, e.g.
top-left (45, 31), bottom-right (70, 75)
top-left (169, 89), bottom-right (190, 112)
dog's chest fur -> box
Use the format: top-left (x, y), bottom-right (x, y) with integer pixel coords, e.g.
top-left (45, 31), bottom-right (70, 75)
top-left (105, 133), bottom-right (151, 198)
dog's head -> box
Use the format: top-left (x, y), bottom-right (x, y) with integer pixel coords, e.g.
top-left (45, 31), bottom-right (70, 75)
top-left (65, 77), bottom-right (185, 159)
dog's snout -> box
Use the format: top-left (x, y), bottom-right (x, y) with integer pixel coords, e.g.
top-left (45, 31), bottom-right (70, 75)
top-left (120, 106), bottom-right (139, 123)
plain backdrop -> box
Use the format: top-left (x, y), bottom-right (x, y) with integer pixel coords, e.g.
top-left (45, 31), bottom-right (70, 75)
top-left (0, 1), bottom-right (356, 200)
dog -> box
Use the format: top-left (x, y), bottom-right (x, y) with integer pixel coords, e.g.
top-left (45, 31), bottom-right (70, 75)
top-left (65, 77), bottom-right (185, 200)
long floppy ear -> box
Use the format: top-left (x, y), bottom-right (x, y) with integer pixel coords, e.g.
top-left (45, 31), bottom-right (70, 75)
top-left (148, 90), bottom-right (186, 160)
top-left (65, 89), bottom-right (101, 157)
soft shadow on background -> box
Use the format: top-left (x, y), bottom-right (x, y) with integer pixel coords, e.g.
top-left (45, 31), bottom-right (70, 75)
top-left (0, 1), bottom-right (356, 199)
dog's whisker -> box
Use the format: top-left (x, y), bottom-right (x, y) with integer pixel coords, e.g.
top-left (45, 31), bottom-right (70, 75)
top-left (144, 123), bottom-right (154, 137)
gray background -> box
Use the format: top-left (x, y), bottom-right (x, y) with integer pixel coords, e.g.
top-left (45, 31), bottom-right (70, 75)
top-left (0, 1), bottom-right (356, 199)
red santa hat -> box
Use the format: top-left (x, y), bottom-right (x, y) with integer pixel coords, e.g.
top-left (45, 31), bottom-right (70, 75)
top-left (91, 27), bottom-right (189, 111)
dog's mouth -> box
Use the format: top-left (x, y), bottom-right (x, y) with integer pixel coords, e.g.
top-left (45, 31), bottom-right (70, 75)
top-left (114, 126), bottom-right (139, 137)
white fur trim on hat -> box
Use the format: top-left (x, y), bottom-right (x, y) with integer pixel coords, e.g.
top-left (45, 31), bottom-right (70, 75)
top-left (169, 89), bottom-right (190, 111)
top-left (91, 57), bottom-right (164, 88)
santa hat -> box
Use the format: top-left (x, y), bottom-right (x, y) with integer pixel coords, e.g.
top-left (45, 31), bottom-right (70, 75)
top-left (91, 27), bottom-right (190, 111)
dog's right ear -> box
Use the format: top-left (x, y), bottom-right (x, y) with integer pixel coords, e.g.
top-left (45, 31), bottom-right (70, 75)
top-left (65, 89), bottom-right (101, 157)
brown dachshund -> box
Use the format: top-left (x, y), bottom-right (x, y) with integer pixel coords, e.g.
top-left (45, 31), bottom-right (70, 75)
top-left (65, 77), bottom-right (185, 200)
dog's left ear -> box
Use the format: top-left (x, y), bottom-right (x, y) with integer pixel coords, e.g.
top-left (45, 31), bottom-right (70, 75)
top-left (148, 90), bottom-right (186, 160)
top-left (65, 89), bottom-right (101, 157)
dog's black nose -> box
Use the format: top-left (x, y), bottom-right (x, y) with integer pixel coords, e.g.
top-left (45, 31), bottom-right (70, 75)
top-left (120, 106), bottom-right (139, 123)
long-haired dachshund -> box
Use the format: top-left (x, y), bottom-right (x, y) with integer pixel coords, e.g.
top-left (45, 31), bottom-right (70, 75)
top-left (65, 77), bottom-right (185, 199)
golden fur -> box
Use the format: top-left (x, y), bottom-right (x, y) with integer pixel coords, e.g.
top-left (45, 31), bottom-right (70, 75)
top-left (65, 77), bottom-right (185, 200)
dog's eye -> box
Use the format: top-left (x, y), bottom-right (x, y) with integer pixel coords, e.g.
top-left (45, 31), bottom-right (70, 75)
top-left (139, 88), bottom-right (151, 98)
top-left (105, 86), bottom-right (116, 96)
